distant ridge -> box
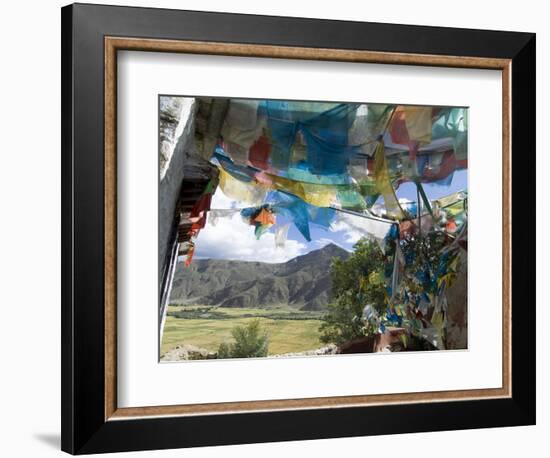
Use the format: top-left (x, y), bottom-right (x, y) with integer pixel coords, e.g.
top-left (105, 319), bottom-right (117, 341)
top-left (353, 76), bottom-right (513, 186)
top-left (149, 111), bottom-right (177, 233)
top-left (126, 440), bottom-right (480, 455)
top-left (169, 243), bottom-right (350, 310)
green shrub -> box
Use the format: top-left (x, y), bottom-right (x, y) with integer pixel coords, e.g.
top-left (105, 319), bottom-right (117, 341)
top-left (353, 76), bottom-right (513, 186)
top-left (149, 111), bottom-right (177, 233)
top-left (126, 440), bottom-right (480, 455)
top-left (217, 342), bottom-right (232, 359)
top-left (217, 319), bottom-right (269, 358)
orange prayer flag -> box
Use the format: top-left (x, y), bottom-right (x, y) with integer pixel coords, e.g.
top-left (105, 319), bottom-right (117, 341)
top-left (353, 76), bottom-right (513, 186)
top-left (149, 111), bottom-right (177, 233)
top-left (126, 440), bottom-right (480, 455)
top-left (254, 208), bottom-right (276, 226)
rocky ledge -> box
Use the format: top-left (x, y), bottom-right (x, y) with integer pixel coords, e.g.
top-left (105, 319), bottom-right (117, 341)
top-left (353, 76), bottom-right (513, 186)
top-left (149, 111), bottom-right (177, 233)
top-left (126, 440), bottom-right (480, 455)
top-left (161, 343), bottom-right (338, 361)
top-left (161, 344), bottom-right (217, 361)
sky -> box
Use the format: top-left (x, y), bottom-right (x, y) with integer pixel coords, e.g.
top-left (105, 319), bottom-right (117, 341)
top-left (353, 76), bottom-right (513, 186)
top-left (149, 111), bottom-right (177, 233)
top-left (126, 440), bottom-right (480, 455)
top-left (193, 169), bottom-right (467, 264)
top-left (194, 186), bottom-right (358, 263)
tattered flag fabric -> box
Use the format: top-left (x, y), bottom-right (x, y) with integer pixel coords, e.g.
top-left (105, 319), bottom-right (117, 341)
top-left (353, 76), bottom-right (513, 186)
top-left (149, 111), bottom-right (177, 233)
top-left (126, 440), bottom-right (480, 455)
top-left (275, 223), bottom-right (290, 248)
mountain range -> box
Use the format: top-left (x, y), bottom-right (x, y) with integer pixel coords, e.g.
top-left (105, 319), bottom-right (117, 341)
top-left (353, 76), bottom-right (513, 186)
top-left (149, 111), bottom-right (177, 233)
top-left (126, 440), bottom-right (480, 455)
top-left (169, 243), bottom-right (350, 311)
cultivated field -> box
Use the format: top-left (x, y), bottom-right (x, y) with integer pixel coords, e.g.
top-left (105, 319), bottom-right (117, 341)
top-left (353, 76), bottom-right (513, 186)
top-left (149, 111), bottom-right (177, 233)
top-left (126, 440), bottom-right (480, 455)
top-left (160, 305), bottom-right (323, 356)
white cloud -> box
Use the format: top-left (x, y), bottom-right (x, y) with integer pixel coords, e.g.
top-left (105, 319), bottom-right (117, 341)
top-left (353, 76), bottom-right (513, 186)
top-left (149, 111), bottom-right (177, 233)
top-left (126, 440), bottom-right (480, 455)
top-left (329, 220), bottom-right (364, 244)
top-left (210, 187), bottom-right (240, 209)
top-left (194, 212), bottom-right (307, 263)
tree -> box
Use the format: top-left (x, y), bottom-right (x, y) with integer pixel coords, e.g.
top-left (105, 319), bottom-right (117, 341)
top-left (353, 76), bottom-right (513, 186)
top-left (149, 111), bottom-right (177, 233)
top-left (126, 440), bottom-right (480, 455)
top-left (319, 238), bottom-right (387, 345)
top-left (320, 229), bottom-right (459, 350)
top-left (217, 319), bottom-right (269, 358)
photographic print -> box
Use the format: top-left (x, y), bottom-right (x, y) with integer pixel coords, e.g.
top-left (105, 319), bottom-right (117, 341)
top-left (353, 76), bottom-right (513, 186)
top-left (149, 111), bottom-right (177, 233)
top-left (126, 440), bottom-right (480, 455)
top-left (62, 8), bottom-right (534, 451)
top-left (159, 96), bottom-right (468, 362)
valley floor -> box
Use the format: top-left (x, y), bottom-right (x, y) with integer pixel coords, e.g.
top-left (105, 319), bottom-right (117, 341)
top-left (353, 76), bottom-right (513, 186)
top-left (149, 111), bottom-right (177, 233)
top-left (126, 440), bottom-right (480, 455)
top-left (160, 305), bottom-right (323, 357)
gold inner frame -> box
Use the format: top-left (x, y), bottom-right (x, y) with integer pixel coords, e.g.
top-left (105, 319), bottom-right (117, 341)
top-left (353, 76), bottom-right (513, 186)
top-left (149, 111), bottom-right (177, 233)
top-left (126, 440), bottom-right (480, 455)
top-left (104, 37), bottom-right (512, 421)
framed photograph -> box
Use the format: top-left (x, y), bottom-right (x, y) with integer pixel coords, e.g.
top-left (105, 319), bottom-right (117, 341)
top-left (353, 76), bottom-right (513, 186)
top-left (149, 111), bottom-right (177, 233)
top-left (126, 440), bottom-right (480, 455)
top-left (61, 3), bottom-right (536, 454)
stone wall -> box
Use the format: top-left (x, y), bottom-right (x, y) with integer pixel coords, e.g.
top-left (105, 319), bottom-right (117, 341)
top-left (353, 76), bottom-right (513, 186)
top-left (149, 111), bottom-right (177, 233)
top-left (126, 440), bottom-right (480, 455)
top-left (159, 97), bottom-right (195, 279)
top-left (158, 97), bottom-right (224, 293)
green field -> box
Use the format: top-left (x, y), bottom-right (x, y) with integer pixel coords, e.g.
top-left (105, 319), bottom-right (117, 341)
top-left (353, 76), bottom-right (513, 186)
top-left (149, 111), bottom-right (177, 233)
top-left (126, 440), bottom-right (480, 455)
top-left (161, 305), bottom-right (323, 356)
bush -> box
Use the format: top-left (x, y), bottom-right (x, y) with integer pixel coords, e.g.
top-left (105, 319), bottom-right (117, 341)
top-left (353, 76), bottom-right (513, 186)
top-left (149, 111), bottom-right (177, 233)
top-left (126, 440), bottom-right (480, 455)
top-left (217, 342), bottom-right (232, 359)
top-left (217, 319), bottom-right (269, 358)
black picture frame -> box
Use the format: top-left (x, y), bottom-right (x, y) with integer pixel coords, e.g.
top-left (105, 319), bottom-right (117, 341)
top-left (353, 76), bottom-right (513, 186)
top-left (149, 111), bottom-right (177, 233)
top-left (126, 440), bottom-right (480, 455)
top-left (61, 3), bottom-right (536, 454)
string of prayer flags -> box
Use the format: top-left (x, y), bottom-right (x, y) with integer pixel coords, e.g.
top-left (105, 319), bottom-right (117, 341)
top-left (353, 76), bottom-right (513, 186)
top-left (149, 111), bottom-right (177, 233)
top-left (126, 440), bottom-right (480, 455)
top-left (374, 142), bottom-right (405, 219)
top-left (218, 168), bottom-right (267, 206)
